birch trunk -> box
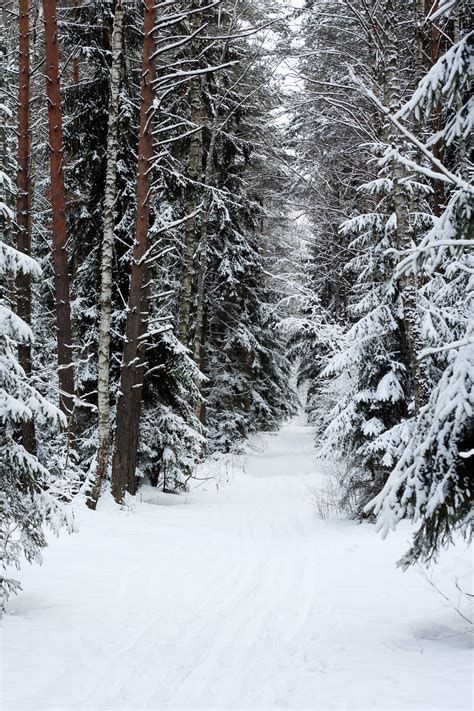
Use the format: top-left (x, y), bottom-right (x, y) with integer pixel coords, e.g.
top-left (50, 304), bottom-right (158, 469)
top-left (16, 0), bottom-right (35, 452)
top-left (42, 0), bottom-right (75, 416)
top-left (111, 0), bottom-right (156, 503)
top-left (88, 0), bottom-right (124, 509)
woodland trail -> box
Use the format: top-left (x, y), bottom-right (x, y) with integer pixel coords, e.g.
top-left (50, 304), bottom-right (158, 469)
top-left (3, 418), bottom-right (472, 710)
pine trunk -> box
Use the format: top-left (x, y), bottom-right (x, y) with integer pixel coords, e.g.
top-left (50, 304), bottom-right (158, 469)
top-left (88, 0), bottom-right (124, 509)
top-left (16, 0), bottom-right (35, 452)
top-left (42, 0), bottom-right (75, 416)
top-left (111, 0), bottom-right (156, 503)
top-left (426, 0), bottom-right (444, 216)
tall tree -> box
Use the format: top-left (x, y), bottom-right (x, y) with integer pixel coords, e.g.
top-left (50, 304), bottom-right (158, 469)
top-left (15, 0), bottom-right (35, 452)
top-left (111, 0), bottom-right (157, 502)
top-left (42, 0), bottom-right (75, 416)
top-left (88, 0), bottom-right (125, 508)
top-left (176, 0), bottom-right (206, 347)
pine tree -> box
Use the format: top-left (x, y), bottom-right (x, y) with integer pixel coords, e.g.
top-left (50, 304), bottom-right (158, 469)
top-left (16, 0), bottom-right (35, 453)
top-left (111, 0), bottom-right (157, 502)
top-left (42, 0), bottom-right (75, 417)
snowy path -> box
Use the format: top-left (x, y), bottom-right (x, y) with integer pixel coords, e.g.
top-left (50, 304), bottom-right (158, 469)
top-left (3, 419), bottom-right (473, 710)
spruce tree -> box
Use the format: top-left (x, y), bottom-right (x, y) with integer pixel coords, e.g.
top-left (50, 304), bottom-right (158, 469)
top-left (1, 170), bottom-right (71, 607)
top-left (366, 1), bottom-right (474, 564)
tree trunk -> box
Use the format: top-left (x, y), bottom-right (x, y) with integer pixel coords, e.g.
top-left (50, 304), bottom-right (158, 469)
top-left (192, 13), bottom-right (235, 418)
top-left (176, 0), bottom-right (205, 347)
top-left (42, 0), bottom-right (75, 416)
top-left (16, 0), bottom-right (35, 452)
top-left (385, 0), bottom-right (427, 411)
top-left (426, 0), bottom-right (444, 216)
top-left (72, 0), bottom-right (80, 84)
top-left (192, 125), bottom-right (217, 370)
top-left (0, 4), bottom-right (14, 240)
top-left (88, 0), bottom-right (124, 510)
top-left (111, 0), bottom-right (156, 503)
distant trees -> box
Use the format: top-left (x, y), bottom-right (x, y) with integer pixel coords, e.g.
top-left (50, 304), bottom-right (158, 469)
top-left (290, 0), bottom-right (473, 564)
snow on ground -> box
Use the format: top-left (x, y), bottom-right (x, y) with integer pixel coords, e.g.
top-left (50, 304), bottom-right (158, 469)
top-left (2, 418), bottom-right (473, 710)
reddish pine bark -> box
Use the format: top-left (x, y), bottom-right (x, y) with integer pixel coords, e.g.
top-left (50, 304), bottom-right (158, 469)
top-left (111, 0), bottom-right (156, 502)
top-left (42, 0), bottom-right (75, 416)
top-left (426, 0), bottom-right (445, 216)
top-left (16, 0), bottom-right (36, 451)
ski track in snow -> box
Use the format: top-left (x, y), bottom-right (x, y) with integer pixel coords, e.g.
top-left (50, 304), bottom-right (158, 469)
top-left (2, 418), bottom-right (473, 710)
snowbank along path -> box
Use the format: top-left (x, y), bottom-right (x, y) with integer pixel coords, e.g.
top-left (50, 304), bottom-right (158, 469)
top-left (3, 417), bottom-right (473, 710)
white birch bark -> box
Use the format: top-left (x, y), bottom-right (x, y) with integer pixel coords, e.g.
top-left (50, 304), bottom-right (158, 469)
top-left (89, 0), bottom-right (124, 508)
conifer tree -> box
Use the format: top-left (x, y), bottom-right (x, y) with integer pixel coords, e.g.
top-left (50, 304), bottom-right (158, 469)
top-left (1, 167), bottom-right (71, 608)
top-left (366, 1), bottom-right (474, 564)
top-left (42, 0), bottom-right (75, 417)
top-left (16, 0), bottom-right (35, 453)
top-left (111, 0), bottom-right (157, 502)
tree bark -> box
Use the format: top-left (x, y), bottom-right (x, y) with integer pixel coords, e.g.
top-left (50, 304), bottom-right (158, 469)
top-left (176, 0), bottom-right (205, 347)
top-left (111, 0), bottom-right (156, 503)
top-left (88, 0), bottom-right (124, 510)
top-left (426, 0), bottom-right (444, 216)
top-left (72, 0), bottom-right (81, 84)
top-left (16, 0), bottom-right (36, 452)
top-left (42, 0), bottom-right (75, 416)
top-left (0, 4), bottom-right (14, 241)
top-left (192, 10), bottom-right (237, 420)
top-left (385, 0), bottom-right (428, 411)
top-left (192, 117), bottom-right (218, 371)
top-left (192, 12), bottom-right (237, 418)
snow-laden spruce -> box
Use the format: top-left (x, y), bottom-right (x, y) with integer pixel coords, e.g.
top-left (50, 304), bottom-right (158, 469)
top-left (0, 173), bottom-right (72, 607)
top-left (288, 0), bottom-right (472, 564)
top-left (365, 2), bottom-right (474, 565)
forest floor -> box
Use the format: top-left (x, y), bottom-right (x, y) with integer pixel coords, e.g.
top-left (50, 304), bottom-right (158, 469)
top-left (3, 417), bottom-right (473, 710)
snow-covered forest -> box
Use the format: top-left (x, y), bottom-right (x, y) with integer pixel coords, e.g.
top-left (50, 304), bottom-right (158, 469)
top-left (1, 0), bottom-right (473, 708)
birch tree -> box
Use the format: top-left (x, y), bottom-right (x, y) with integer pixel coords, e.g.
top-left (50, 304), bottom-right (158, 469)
top-left (88, 0), bottom-right (124, 509)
